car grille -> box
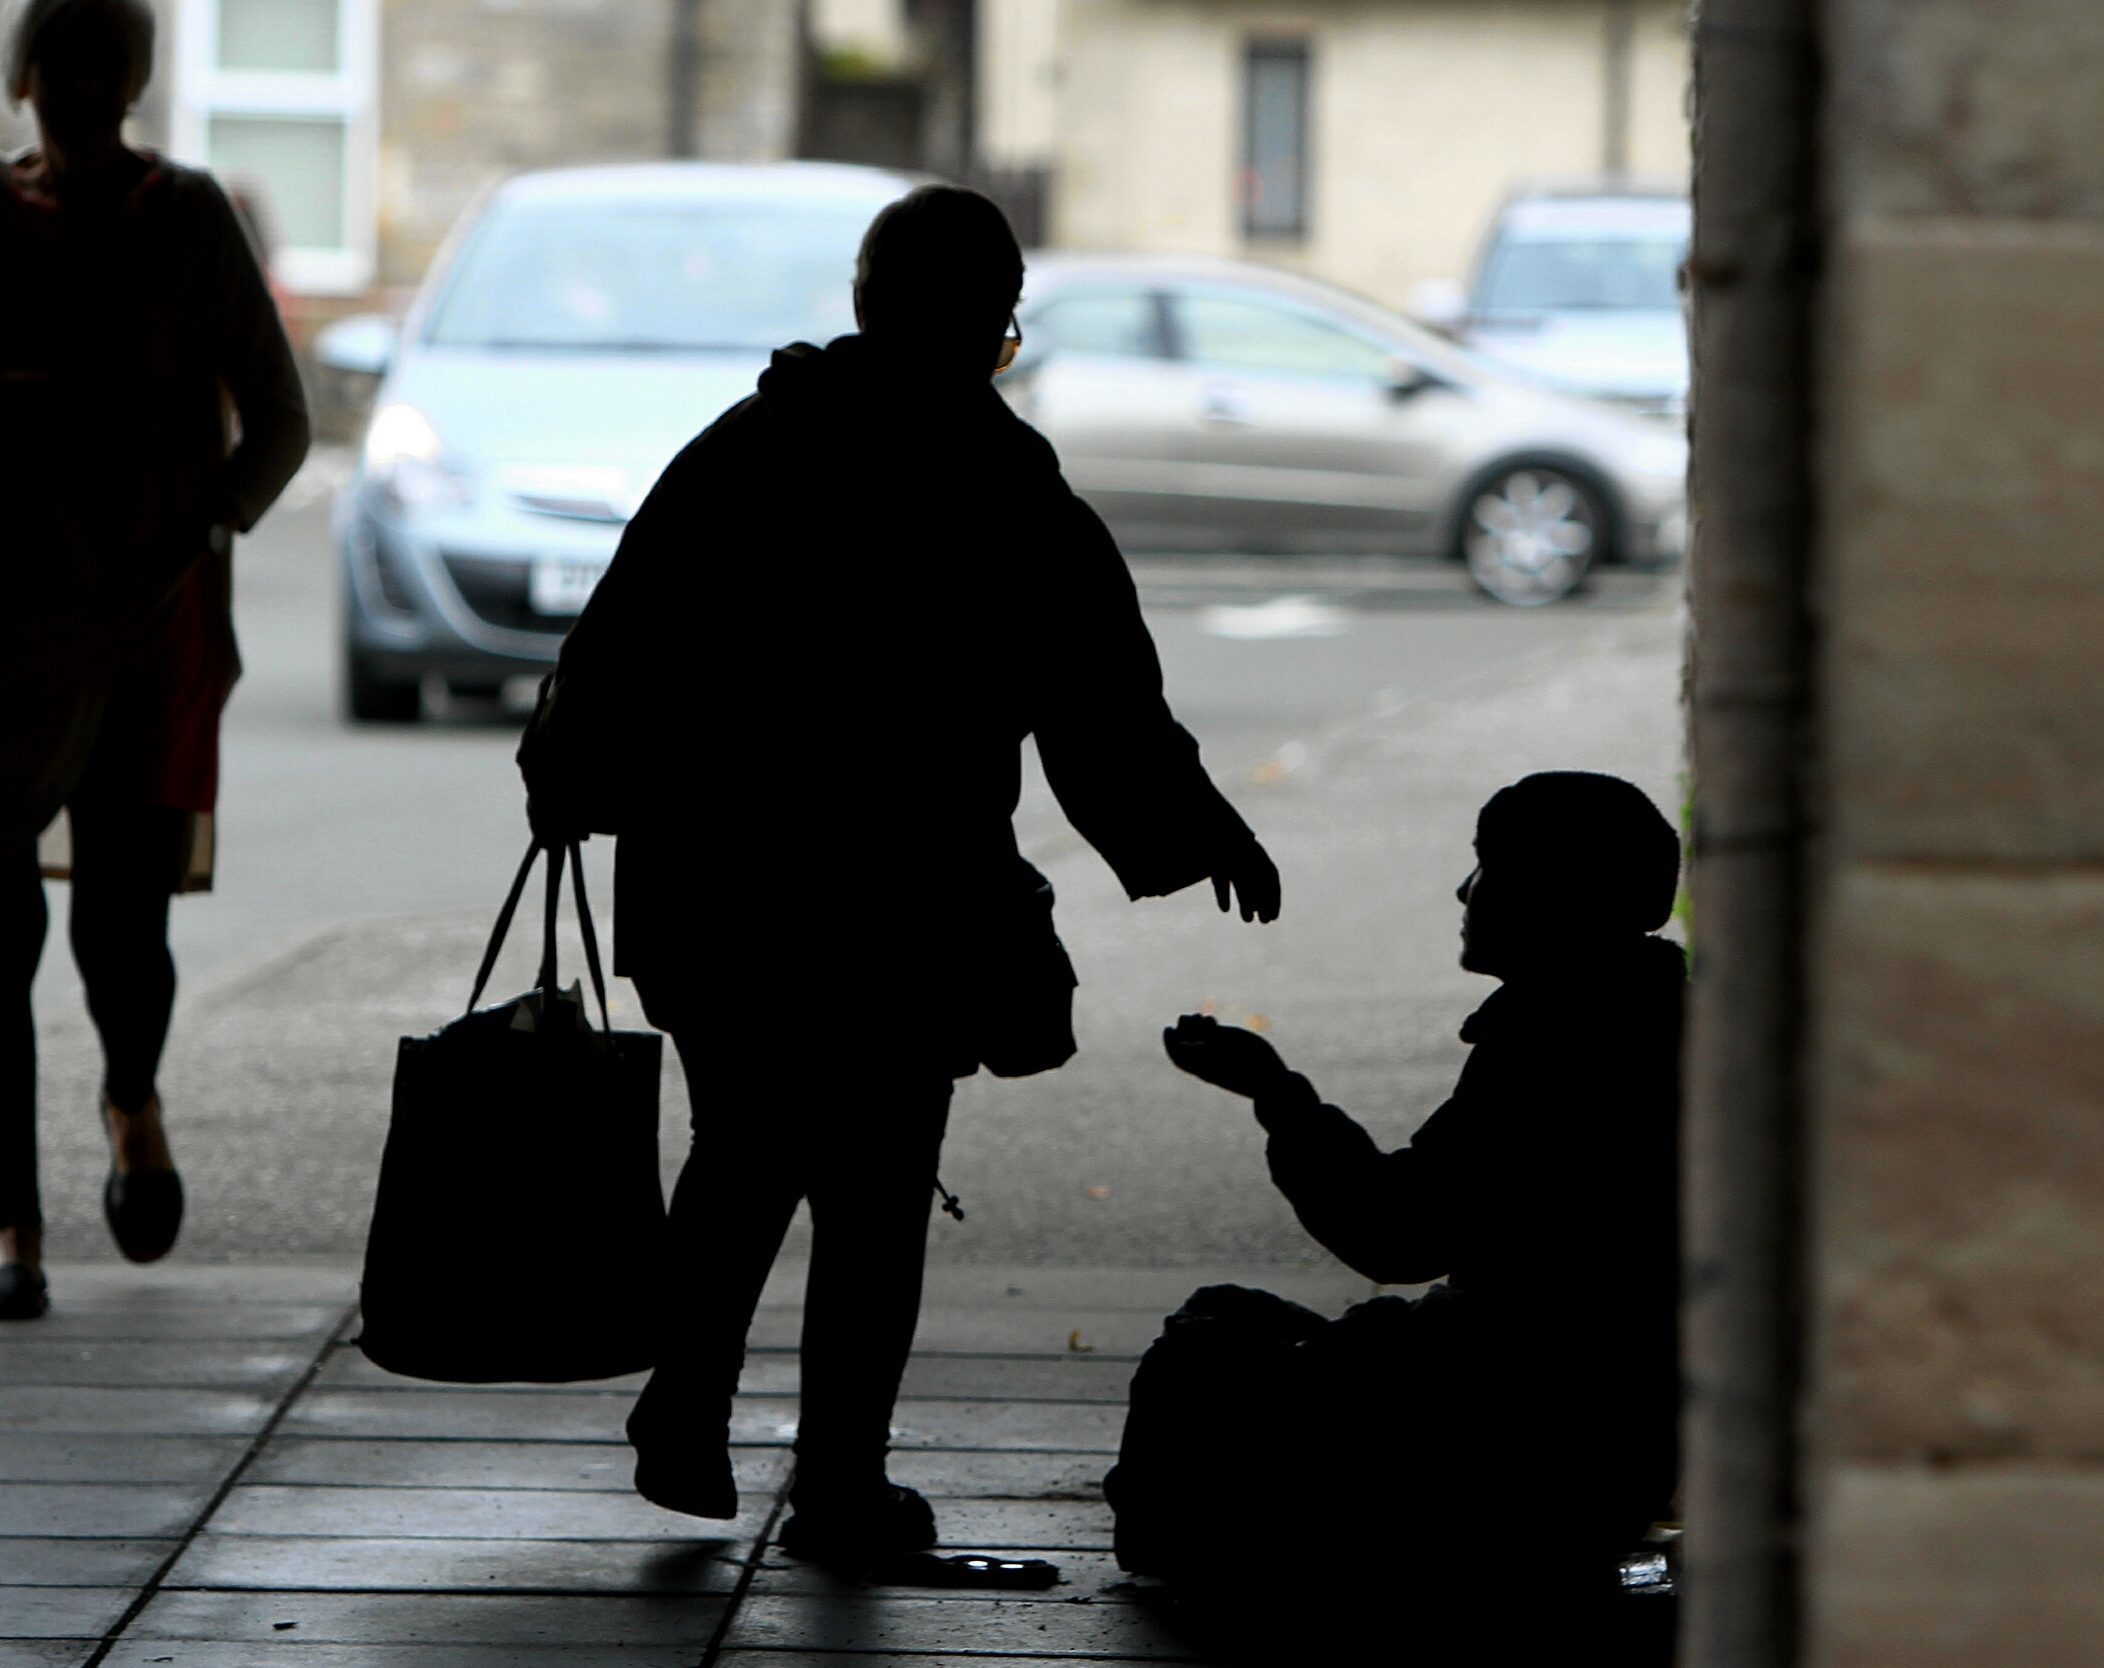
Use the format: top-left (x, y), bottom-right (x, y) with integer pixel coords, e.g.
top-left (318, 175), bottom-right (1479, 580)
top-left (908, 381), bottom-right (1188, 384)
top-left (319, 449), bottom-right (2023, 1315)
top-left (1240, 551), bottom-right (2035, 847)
top-left (439, 552), bottom-right (570, 637)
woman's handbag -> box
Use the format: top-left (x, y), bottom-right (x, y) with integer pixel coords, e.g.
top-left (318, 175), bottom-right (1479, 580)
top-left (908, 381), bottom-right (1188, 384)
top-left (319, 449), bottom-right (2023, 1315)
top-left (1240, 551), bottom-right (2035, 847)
top-left (358, 841), bottom-right (666, 1382)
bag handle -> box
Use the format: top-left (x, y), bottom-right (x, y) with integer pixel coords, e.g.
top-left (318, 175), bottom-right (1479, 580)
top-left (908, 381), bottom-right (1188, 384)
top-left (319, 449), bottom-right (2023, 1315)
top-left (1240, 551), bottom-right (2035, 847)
top-left (466, 839), bottom-right (613, 1036)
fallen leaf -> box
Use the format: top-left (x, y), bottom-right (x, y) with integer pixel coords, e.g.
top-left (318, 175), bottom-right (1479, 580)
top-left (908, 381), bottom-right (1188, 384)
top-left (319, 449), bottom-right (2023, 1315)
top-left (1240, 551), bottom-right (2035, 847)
top-left (1245, 1014), bottom-right (1270, 1032)
top-left (1083, 1185), bottom-right (1110, 1200)
top-left (1067, 1329), bottom-right (1095, 1354)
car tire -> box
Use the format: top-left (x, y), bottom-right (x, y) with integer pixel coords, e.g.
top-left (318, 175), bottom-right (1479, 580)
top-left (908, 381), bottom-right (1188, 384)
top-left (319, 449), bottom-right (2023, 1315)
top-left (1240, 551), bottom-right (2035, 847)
top-left (1456, 463), bottom-right (1604, 606)
top-left (344, 649), bottom-right (423, 724)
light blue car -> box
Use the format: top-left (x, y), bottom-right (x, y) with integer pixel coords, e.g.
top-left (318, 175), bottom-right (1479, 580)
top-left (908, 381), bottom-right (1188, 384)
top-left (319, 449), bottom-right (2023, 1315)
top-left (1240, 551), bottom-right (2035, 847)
top-left (1415, 185), bottom-right (1690, 422)
top-left (319, 161), bottom-right (912, 722)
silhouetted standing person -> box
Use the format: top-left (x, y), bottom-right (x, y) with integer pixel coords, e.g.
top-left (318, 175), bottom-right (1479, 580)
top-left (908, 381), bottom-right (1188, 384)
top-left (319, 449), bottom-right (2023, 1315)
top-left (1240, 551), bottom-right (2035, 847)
top-left (1109, 772), bottom-right (1681, 1645)
top-left (520, 184), bottom-right (1279, 1561)
top-left (0, 0), bottom-right (311, 1319)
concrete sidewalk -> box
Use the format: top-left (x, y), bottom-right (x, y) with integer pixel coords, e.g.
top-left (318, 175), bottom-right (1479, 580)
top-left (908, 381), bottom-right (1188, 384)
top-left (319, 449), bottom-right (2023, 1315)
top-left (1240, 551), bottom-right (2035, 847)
top-left (1, 1258), bottom-right (1373, 1666)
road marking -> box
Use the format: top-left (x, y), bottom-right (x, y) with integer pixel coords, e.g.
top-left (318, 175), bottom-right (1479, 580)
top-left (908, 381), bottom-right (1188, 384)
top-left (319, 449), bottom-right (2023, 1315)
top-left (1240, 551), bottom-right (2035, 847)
top-left (1197, 595), bottom-right (1350, 639)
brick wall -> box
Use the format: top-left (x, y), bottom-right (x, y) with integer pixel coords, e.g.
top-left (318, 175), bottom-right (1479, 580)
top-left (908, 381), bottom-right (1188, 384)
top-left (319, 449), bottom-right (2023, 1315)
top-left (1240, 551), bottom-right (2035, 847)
top-left (1803, 2), bottom-right (2104, 1662)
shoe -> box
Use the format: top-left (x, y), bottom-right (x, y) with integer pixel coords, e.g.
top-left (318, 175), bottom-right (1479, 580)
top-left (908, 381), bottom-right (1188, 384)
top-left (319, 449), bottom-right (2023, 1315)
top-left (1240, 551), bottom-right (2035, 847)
top-left (0, 1264), bottom-right (48, 1321)
top-left (632, 1445), bottom-right (739, 1520)
top-left (104, 1166), bottom-right (183, 1264)
top-left (779, 1481), bottom-right (938, 1567)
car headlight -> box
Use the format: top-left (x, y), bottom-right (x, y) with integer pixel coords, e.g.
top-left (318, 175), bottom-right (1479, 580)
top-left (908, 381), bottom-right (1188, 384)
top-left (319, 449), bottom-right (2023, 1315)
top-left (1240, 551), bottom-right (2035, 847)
top-left (363, 403), bottom-right (473, 512)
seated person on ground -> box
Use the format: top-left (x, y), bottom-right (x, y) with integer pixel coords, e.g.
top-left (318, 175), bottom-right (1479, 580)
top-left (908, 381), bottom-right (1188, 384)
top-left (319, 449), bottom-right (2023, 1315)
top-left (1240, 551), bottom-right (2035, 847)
top-left (1105, 771), bottom-right (1683, 1618)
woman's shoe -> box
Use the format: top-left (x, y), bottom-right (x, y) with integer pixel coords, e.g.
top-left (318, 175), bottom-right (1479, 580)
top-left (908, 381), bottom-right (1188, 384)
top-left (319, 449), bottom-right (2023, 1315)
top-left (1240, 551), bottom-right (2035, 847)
top-left (0, 1264), bottom-right (49, 1321)
top-left (103, 1095), bottom-right (183, 1264)
top-left (632, 1446), bottom-right (739, 1520)
top-left (104, 1166), bottom-right (183, 1264)
top-left (779, 1481), bottom-right (938, 1566)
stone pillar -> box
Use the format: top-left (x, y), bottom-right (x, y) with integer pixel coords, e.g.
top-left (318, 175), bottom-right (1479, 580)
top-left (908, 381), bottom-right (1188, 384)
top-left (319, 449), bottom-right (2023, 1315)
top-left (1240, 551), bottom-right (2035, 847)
top-left (1801, 2), bottom-right (2104, 1662)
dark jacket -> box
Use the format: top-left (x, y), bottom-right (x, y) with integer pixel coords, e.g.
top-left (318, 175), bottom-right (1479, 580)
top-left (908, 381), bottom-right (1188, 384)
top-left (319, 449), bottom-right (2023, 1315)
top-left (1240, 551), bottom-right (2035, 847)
top-left (526, 334), bottom-right (1252, 1065)
top-left (3, 151), bottom-right (309, 854)
top-left (1255, 935), bottom-right (1685, 1499)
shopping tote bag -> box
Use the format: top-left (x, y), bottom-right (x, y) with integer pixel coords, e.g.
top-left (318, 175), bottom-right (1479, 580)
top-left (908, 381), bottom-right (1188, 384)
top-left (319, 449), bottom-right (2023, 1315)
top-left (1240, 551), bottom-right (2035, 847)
top-left (359, 840), bottom-right (665, 1382)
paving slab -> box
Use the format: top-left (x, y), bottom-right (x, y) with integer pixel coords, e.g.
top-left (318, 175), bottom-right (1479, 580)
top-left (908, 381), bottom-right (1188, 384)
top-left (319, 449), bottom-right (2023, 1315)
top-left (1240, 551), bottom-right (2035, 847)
top-left (882, 1399), bottom-right (1125, 1453)
top-left (206, 1484), bottom-right (769, 1543)
top-left (277, 1390), bottom-right (1124, 1452)
top-left (0, 1438), bottom-right (246, 1487)
top-left (749, 1307), bottom-right (1177, 1357)
top-left (317, 1353), bottom-right (650, 1395)
top-left (0, 1541), bottom-right (175, 1588)
top-left (277, 1391), bottom-right (629, 1444)
top-left (0, 1343), bottom-right (310, 1392)
top-left (246, 1439), bottom-right (789, 1495)
top-left (0, 1485), bottom-right (214, 1541)
top-left (34, 1265), bottom-right (354, 1306)
top-left (0, 1389), bottom-right (272, 1440)
top-left (750, 1549), bottom-right (1136, 1601)
top-left (124, 1588), bottom-right (728, 1645)
top-left (165, 1534), bottom-right (747, 1595)
top-left (324, 1349), bottom-right (1142, 1403)
top-left (885, 1448), bottom-right (1111, 1501)
top-left (919, 1500), bottom-right (1117, 1552)
top-left (0, 1643), bottom-right (92, 1668)
top-left (4, 1307), bottom-right (344, 1342)
top-left (0, 1588), bottom-right (133, 1640)
top-left (910, 1264), bottom-right (1368, 1314)
top-left (718, 1591), bottom-right (1202, 1657)
top-left (100, 1648), bottom-right (699, 1668)
top-left (714, 1657), bottom-right (1110, 1668)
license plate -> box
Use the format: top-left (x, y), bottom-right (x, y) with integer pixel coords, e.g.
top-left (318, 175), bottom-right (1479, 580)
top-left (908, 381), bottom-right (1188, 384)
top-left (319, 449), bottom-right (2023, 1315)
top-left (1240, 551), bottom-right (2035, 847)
top-left (529, 558), bottom-right (606, 617)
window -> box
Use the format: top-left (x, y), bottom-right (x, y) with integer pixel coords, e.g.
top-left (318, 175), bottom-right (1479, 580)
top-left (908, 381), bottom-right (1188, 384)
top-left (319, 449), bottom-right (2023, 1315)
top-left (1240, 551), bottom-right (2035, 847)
top-left (426, 202), bottom-right (878, 352)
top-left (1032, 290), bottom-right (1165, 359)
top-left (1477, 237), bottom-right (1688, 313)
top-left (1175, 293), bottom-right (1392, 381)
top-left (173, 0), bottom-right (377, 294)
top-left (1241, 42), bottom-right (1309, 240)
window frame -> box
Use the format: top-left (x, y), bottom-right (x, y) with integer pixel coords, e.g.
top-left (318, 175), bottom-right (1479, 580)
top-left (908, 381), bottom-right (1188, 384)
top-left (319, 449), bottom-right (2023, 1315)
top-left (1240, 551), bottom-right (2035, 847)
top-left (170, 0), bottom-right (379, 295)
top-left (1239, 38), bottom-right (1311, 243)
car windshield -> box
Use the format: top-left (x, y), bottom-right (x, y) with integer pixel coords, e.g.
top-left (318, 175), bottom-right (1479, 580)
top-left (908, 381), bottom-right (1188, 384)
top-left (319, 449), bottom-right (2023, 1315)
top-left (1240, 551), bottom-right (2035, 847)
top-left (424, 198), bottom-right (882, 351)
top-left (1475, 235), bottom-right (1685, 314)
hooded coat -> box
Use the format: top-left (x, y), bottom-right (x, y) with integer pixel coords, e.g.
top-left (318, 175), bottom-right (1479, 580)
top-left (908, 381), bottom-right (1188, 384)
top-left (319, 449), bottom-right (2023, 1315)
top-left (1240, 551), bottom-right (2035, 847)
top-left (525, 334), bottom-right (1254, 1070)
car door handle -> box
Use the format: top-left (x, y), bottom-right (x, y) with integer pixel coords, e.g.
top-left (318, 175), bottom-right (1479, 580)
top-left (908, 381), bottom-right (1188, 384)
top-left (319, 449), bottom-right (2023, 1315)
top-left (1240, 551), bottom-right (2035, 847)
top-left (1200, 389), bottom-right (1253, 426)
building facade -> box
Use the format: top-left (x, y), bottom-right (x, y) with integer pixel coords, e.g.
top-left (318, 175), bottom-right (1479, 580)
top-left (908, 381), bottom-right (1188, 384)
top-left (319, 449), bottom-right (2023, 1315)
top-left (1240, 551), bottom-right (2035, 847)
top-left (1024, 0), bottom-right (1691, 310)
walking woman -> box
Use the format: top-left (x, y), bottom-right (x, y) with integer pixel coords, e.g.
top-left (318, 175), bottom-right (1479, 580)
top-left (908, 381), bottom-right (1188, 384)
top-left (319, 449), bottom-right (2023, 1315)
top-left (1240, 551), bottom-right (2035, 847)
top-left (1, 0), bottom-right (310, 1318)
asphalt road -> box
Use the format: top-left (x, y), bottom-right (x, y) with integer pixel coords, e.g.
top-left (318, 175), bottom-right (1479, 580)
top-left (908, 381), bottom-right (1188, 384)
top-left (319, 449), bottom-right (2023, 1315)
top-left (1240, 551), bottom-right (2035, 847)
top-left (27, 454), bottom-right (1684, 1266)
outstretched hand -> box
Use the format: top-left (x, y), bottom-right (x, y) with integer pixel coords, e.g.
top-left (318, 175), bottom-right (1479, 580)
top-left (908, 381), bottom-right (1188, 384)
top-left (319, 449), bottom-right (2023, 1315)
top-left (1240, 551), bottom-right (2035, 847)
top-left (1163, 1013), bottom-right (1291, 1099)
top-left (1211, 838), bottom-right (1281, 924)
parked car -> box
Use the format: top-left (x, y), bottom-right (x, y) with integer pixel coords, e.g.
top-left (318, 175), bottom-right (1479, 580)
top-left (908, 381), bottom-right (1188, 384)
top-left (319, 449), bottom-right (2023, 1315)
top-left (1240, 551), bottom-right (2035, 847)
top-left (318, 161), bottom-right (913, 722)
top-left (1412, 184), bottom-right (1690, 419)
top-left (1004, 252), bottom-right (1687, 602)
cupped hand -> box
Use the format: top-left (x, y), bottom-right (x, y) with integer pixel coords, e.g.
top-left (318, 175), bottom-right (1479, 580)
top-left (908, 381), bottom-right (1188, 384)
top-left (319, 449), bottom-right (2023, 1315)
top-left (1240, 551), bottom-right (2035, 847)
top-left (1162, 1012), bottom-right (1291, 1098)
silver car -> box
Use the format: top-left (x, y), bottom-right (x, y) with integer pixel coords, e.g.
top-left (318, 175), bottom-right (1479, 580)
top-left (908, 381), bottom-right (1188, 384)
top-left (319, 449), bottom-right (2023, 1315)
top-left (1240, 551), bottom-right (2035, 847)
top-left (1004, 253), bottom-right (1687, 604)
top-left (321, 161), bottom-right (913, 722)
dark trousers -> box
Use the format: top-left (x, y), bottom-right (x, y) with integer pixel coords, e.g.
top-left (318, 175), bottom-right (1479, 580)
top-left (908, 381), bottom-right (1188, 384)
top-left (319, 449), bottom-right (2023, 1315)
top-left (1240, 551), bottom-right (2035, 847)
top-left (630, 982), bottom-right (954, 1483)
top-left (2, 806), bottom-right (187, 1228)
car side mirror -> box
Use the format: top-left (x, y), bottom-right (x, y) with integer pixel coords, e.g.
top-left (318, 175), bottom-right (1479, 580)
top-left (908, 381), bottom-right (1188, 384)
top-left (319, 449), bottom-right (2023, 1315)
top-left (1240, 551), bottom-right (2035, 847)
top-left (315, 313), bottom-right (398, 379)
top-left (1386, 359), bottom-right (1438, 401)
top-left (1409, 278), bottom-right (1468, 337)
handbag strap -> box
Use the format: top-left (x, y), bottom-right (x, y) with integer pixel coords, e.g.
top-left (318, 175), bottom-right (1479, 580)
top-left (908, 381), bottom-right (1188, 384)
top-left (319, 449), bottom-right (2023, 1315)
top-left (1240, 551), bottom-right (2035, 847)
top-left (465, 839), bottom-right (613, 1036)
top-left (466, 841), bottom-right (540, 1016)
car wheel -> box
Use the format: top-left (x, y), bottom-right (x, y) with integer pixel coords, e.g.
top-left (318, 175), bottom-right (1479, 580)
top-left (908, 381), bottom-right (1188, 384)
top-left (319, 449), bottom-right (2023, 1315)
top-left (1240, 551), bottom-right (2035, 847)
top-left (1459, 464), bottom-right (1602, 606)
top-left (344, 649), bottom-right (423, 724)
